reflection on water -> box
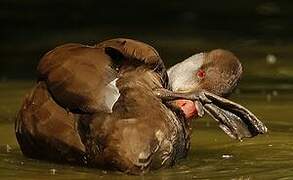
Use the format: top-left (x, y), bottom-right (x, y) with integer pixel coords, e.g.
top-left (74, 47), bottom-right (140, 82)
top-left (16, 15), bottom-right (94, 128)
top-left (1, 81), bottom-right (293, 179)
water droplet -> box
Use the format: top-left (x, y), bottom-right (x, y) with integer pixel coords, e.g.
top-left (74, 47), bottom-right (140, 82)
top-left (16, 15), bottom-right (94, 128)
top-left (222, 154), bottom-right (233, 159)
top-left (50, 168), bottom-right (56, 175)
top-left (6, 144), bottom-right (11, 153)
top-left (266, 54), bottom-right (277, 65)
top-left (272, 90), bottom-right (278, 96)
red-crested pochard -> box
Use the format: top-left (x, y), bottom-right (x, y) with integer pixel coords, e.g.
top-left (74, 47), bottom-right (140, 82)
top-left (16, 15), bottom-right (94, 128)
top-left (15, 38), bottom-right (267, 174)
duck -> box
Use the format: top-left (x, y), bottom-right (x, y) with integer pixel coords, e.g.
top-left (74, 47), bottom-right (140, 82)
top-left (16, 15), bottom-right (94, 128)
top-left (15, 38), bottom-right (267, 174)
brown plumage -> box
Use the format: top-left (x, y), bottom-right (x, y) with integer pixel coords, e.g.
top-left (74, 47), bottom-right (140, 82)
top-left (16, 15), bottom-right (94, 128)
top-left (37, 43), bottom-right (116, 113)
top-left (96, 38), bottom-right (169, 88)
top-left (15, 82), bottom-right (86, 163)
top-left (81, 70), bottom-right (190, 173)
top-left (200, 49), bottom-right (243, 96)
top-left (16, 38), bottom-right (187, 173)
top-left (15, 38), bottom-right (266, 174)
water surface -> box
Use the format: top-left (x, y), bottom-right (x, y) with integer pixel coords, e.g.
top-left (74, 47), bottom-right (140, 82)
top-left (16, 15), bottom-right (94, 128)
top-left (1, 81), bottom-right (293, 179)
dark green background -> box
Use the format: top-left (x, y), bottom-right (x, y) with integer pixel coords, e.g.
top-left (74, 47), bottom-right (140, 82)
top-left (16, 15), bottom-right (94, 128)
top-left (1, 0), bottom-right (292, 80)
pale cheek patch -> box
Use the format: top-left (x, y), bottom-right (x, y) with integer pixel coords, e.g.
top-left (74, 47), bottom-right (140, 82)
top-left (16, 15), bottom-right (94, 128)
top-left (167, 53), bottom-right (204, 92)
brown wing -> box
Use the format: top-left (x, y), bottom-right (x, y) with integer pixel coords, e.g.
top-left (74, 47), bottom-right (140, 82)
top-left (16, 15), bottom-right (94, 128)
top-left (37, 43), bottom-right (117, 113)
top-left (96, 38), bottom-right (160, 64)
top-left (15, 82), bottom-right (86, 163)
top-left (96, 38), bottom-right (169, 88)
top-left (37, 39), bottom-right (169, 113)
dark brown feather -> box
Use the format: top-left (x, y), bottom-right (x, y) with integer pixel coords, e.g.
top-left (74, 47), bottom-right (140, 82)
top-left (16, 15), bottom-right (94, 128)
top-left (15, 82), bottom-right (86, 163)
top-left (37, 44), bottom-right (116, 113)
top-left (96, 38), bottom-right (169, 89)
top-left (86, 70), bottom-right (189, 173)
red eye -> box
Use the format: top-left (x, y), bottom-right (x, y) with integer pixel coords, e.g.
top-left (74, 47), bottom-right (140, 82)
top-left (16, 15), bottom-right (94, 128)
top-left (197, 69), bottom-right (206, 79)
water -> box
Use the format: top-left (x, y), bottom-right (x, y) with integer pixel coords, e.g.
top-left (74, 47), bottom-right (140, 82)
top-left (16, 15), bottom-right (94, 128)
top-left (1, 81), bottom-right (293, 179)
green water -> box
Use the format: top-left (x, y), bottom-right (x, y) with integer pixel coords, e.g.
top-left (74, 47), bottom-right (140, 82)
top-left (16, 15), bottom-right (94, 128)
top-left (1, 81), bottom-right (293, 179)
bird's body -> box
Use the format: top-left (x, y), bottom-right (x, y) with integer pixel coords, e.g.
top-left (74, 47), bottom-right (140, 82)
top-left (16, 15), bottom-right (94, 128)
top-left (15, 39), bottom-right (191, 173)
top-left (81, 70), bottom-right (190, 173)
top-left (15, 38), bottom-right (267, 174)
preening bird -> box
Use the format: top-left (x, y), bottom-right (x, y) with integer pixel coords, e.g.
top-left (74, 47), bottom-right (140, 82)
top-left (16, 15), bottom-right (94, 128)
top-left (15, 38), bottom-right (267, 174)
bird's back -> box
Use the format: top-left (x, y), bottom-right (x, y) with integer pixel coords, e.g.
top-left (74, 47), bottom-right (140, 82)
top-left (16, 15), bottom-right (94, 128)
top-left (86, 70), bottom-right (188, 173)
